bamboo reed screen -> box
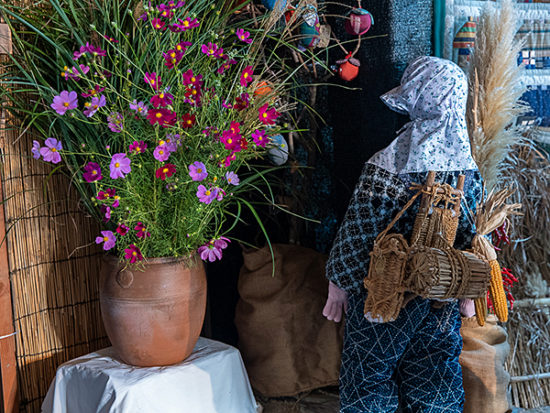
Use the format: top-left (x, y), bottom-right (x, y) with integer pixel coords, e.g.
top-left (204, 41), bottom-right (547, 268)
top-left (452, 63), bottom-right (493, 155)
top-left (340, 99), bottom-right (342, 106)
top-left (1, 67), bottom-right (109, 413)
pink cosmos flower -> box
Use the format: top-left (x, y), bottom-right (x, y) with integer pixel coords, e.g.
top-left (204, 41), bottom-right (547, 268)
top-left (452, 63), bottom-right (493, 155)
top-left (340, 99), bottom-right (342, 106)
top-left (63, 64), bottom-right (90, 81)
top-left (188, 161), bottom-right (208, 181)
top-left (109, 153), bottom-right (131, 179)
top-left (221, 152), bottom-right (237, 168)
top-left (196, 185), bottom-right (218, 204)
top-left (31, 140), bottom-right (40, 159)
top-left (153, 144), bottom-right (171, 162)
top-left (129, 100), bottom-right (148, 116)
top-left (150, 90), bottom-right (174, 108)
top-left (258, 103), bottom-right (280, 125)
top-left (73, 43), bottom-right (106, 60)
top-left (151, 17), bottom-right (166, 31)
top-left (129, 140), bottom-right (147, 154)
top-left (201, 42), bottom-right (223, 59)
top-left (163, 49), bottom-right (184, 69)
top-left (95, 230), bottom-right (116, 251)
top-left (236, 28), bottom-right (253, 44)
top-left (182, 113), bottom-right (196, 128)
top-left (81, 85), bottom-right (105, 98)
top-left (234, 93), bottom-right (250, 111)
top-left (240, 66), bottom-right (254, 87)
top-left (144, 72), bottom-right (162, 90)
top-left (83, 162), bottom-right (102, 182)
top-left (215, 187), bottom-right (226, 201)
top-left (182, 69), bottom-right (203, 87)
top-left (83, 95), bottom-right (106, 118)
top-left (39, 138), bottom-right (63, 164)
top-left (147, 108), bottom-right (177, 128)
top-left (124, 244), bottom-right (143, 263)
top-left (225, 171), bottom-right (240, 186)
top-left (51, 91), bottom-right (78, 115)
top-left (107, 112), bottom-right (124, 133)
top-left (116, 224), bottom-right (129, 236)
top-left (134, 222), bottom-right (151, 239)
top-left (197, 236), bottom-right (230, 262)
top-left (251, 129), bottom-right (268, 147)
top-left (155, 164), bottom-right (176, 180)
top-left (217, 58), bottom-right (237, 75)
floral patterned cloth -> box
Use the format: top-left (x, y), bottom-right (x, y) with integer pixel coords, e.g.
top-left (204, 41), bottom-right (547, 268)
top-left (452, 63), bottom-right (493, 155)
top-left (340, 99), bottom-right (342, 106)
top-left (368, 56), bottom-right (478, 174)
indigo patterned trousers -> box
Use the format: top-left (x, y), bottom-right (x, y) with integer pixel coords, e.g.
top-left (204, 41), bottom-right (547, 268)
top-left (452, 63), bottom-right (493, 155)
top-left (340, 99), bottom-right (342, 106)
top-left (340, 292), bottom-right (464, 413)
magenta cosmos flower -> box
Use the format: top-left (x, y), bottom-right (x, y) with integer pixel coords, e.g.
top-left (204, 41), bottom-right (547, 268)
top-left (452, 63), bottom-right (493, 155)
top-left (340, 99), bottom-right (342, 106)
top-left (175, 41), bottom-right (192, 53)
top-left (236, 28), bottom-right (253, 44)
top-left (188, 161), bottom-right (208, 181)
top-left (240, 66), bottom-right (254, 87)
top-left (81, 84), bottom-right (105, 98)
top-left (170, 17), bottom-right (200, 32)
top-left (144, 72), bottom-right (162, 90)
top-left (109, 153), bottom-right (131, 179)
top-left (124, 244), bottom-right (143, 263)
top-left (62, 64), bottom-right (90, 81)
top-left (155, 164), bottom-right (176, 180)
top-left (95, 230), bottom-right (116, 251)
top-left (116, 223), bottom-right (129, 236)
top-left (182, 113), bottom-right (196, 128)
top-left (150, 90), bottom-right (174, 108)
top-left (201, 42), bottom-right (223, 59)
top-left (51, 91), bottom-right (78, 115)
top-left (196, 185), bottom-right (218, 204)
top-left (83, 95), bottom-right (106, 118)
top-left (134, 222), bottom-right (151, 239)
top-left (225, 171), bottom-right (240, 186)
top-left (163, 49), bottom-right (184, 69)
top-left (258, 103), bottom-right (280, 125)
top-left (182, 69), bottom-right (203, 88)
top-left (197, 237), bottom-right (230, 262)
top-left (251, 129), bottom-right (268, 147)
top-left (129, 140), bottom-right (147, 154)
top-left (147, 108), bottom-right (177, 128)
top-left (39, 138), bottom-right (63, 164)
top-left (83, 162), bottom-right (102, 182)
top-left (151, 17), bottom-right (166, 31)
top-left (217, 58), bottom-right (237, 75)
top-left (234, 93), bottom-right (250, 111)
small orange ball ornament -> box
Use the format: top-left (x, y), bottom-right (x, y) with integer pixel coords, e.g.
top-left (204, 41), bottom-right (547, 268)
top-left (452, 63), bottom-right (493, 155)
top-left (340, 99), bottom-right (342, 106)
top-left (254, 81), bottom-right (273, 97)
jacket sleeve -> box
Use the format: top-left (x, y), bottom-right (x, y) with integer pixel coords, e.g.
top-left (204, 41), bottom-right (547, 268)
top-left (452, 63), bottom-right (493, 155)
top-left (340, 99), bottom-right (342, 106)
top-left (325, 164), bottom-right (409, 294)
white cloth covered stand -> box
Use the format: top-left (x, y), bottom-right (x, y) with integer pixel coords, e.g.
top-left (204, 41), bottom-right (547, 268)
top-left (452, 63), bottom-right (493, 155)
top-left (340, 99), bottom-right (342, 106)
top-left (41, 337), bottom-right (261, 413)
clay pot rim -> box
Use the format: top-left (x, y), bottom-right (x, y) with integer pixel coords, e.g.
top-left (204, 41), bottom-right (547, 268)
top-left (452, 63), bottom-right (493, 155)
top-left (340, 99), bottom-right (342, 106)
top-left (102, 254), bottom-right (199, 267)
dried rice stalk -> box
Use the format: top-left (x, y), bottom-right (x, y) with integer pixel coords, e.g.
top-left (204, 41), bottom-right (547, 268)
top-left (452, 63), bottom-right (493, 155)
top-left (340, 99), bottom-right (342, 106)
top-left (466, 0), bottom-right (527, 191)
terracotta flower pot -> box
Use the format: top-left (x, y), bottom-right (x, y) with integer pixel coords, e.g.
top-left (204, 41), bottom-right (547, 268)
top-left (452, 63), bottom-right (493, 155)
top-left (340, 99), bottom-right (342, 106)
top-left (99, 255), bottom-right (207, 367)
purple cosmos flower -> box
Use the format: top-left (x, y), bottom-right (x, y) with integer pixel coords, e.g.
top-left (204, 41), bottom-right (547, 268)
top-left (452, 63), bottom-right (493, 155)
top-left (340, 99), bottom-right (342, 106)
top-left (217, 58), bottom-right (237, 75)
top-left (39, 138), bottom-right (62, 164)
top-left (107, 112), bottom-right (124, 133)
top-left (134, 222), bottom-right (151, 239)
top-left (138, 12), bottom-right (148, 22)
top-left (258, 104), bottom-right (280, 125)
top-left (62, 64), bottom-right (90, 81)
top-left (83, 162), bottom-right (102, 182)
top-left (251, 129), bottom-right (268, 147)
top-left (236, 28), bottom-right (253, 44)
top-left (100, 205), bottom-right (111, 222)
top-left (201, 42), bottom-right (223, 59)
top-left (240, 66), bottom-right (254, 87)
top-left (225, 171), bottom-right (240, 185)
top-left (129, 140), bottom-right (147, 154)
top-left (196, 185), bottom-right (218, 204)
top-left (32, 140), bottom-right (41, 159)
top-left (83, 95), bottom-right (106, 118)
top-left (51, 91), bottom-right (78, 115)
top-left (116, 224), bottom-right (129, 236)
top-left (124, 244), bottom-right (143, 263)
top-left (144, 72), bottom-right (161, 90)
top-left (153, 144), bottom-right (171, 162)
top-left (150, 90), bottom-right (174, 108)
top-left (95, 230), bottom-right (116, 251)
top-left (188, 161), bottom-right (208, 181)
top-left (129, 100), bottom-right (148, 116)
top-left (109, 153), bottom-right (131, 179)
top-left (165, 134), bottom-right (181, 149)
top-left (197, 236), bottom-right (230, 262)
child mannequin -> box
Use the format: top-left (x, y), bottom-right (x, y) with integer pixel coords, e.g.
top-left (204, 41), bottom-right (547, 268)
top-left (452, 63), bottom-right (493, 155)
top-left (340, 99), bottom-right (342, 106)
top-left (323, 56), bottom-right (482, 412)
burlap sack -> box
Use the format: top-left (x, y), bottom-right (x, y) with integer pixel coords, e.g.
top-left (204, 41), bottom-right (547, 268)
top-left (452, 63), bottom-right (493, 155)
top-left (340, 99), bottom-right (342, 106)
top-left (460, 315), bottom-right (511, 413)
top-left (235, 244), bottom-right (344, 397)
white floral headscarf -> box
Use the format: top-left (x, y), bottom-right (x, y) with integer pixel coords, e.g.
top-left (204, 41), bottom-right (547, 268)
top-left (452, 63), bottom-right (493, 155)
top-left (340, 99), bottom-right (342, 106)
top-left (368, 56), bottom-right (478, 174)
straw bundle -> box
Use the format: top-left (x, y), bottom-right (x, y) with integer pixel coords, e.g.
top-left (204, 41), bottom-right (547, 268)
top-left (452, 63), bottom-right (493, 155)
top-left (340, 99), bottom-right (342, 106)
top-left (466, 0), bottom-right (526, 191)
top-left (1, 57), bottom-right (109, 413)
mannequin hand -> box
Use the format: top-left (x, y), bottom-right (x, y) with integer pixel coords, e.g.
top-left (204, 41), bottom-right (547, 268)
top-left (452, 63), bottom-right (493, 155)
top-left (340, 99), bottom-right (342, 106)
top-left (322, 281), bottom-right (348, 323)
top-left (459, 299), bottom-right (475, 318)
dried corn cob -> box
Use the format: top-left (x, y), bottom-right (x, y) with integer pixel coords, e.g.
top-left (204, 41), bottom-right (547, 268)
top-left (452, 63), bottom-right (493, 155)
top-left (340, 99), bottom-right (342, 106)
top-left (475, 296), bottom-right (487, 326)
top-left (488, 260), bottom-right (508, 322)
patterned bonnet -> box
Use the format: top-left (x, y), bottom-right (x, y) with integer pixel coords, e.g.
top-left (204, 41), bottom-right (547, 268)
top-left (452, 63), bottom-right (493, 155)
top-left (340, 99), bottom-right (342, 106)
top-left (367, 56), bottom-right (478, 174)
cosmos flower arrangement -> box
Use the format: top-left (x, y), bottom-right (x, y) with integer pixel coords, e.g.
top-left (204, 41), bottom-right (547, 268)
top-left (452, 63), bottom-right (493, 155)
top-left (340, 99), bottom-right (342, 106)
top-left (8, 0), bottom-right (295, 264)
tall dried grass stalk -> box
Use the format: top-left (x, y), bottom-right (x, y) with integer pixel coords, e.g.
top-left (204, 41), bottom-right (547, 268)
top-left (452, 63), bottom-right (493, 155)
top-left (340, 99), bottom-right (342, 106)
top-left (466, 0), bottom-right (527, 191)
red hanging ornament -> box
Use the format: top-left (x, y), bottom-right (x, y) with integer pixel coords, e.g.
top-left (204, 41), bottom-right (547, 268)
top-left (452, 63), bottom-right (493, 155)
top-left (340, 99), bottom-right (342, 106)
top-left (336, 52), bottom-right (360, 81)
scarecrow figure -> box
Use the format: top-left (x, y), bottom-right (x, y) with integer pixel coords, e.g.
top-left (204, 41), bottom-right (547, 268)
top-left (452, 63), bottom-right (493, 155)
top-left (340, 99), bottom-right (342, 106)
top-left (323, 56), bottom-right (483, 412)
